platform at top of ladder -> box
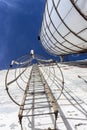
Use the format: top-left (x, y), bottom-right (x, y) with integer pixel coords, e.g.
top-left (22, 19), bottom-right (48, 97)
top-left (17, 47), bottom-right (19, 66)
top-left (9, 50), bottom-right (56, 68)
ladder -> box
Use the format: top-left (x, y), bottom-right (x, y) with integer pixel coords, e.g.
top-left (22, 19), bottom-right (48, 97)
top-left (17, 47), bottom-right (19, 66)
top-left (18, 64), bottom-right (58, 130)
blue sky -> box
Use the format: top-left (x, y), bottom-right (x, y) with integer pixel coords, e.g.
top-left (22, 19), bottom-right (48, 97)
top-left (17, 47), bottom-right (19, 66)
top-left (0, 0), bottom-right (87, 69)
top-left (0, 0), bottom-right (49, 69)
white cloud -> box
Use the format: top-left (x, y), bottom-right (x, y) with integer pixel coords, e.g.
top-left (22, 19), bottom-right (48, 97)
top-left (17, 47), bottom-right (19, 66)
top-left (0, 0), bottom-right (16, 8)
top-left (0, 0), bottom-right (33, 14)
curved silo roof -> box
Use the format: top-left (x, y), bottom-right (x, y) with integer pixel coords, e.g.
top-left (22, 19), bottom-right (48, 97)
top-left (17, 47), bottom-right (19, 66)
top-left (40, 0), bottom-right (87, 55)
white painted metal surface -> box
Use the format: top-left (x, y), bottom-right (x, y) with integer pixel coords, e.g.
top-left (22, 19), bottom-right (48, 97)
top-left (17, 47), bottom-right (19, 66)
top-left (0, 61), bottom-right (87, 130)
top-left (40, 0), bottom-right (87, 55)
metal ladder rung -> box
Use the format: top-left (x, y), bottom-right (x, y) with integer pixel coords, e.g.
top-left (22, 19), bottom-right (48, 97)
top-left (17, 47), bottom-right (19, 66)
top-left (25, 96), bottom-right (47, 100)
top-left (22, 105), bottom-right (52, 110)
top-left (25, 101), bottom-right (50, 105)
top-left (27, 88), bottom-right (44, 91)
top-left (26, 91), bottom-right (45, 94)
top-left (22, 112), bottom-right (55, 117)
